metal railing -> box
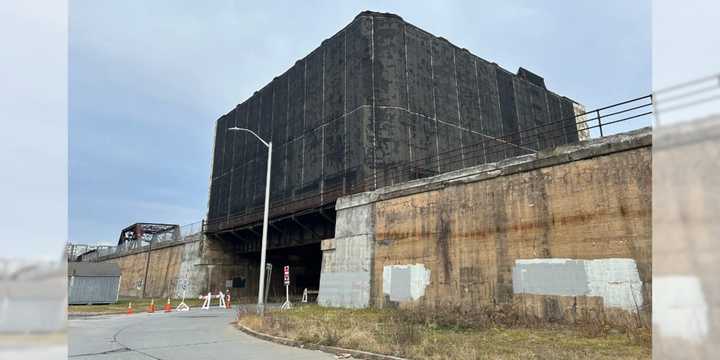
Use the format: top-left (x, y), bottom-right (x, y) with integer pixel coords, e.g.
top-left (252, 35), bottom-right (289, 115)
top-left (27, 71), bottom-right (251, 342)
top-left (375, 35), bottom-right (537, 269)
top-left (65, 244), bottom-right (116, 261)
top-left (67, 220), bottom-right (205, 261)
top-left (179, 221), bottom-right (205, 241)
top-left (206, 95), bottom-right (654, 233)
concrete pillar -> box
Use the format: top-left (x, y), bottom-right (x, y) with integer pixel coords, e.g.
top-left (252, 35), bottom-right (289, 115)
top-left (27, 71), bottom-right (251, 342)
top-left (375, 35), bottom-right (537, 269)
top-left (318, 192), bottom-right (377, 308)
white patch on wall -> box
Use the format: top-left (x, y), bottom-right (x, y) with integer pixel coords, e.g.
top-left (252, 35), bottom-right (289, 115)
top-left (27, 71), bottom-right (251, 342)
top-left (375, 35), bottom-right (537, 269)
top-left (383, 264), bottom-right (431, 302)
top-left (653, 275), bottom-right (708, 343)
top-left (584, 258), bottom-right (643, 310)
top-left (513, 258), bottom-right (643, 312)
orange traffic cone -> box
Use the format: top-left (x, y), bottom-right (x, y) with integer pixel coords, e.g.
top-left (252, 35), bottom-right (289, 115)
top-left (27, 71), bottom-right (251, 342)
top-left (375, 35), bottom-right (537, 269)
top-left (164, 298), bottom-right (172, 313)
top-left (127, 302), bottom-right (133, 315)
top-left (147, 299), bottom-right (156, 313)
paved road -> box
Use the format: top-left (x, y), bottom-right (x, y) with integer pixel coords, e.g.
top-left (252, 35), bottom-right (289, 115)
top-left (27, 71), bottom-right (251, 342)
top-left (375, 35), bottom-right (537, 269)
top-left (68, 308), bottom-right (334, 360)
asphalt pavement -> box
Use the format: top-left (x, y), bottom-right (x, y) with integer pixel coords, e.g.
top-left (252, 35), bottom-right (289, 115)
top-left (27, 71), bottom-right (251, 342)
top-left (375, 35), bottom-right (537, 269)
top-left (68, 307), bottom-right (335, 360)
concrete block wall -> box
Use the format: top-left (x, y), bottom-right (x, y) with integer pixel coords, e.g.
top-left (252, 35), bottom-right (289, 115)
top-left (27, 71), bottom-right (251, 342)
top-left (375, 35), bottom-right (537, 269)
top-left (319, 128), bottom-right (652, 322)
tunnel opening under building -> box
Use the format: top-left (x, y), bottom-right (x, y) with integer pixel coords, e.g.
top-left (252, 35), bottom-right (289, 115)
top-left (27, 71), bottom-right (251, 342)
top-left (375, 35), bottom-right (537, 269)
top-left (225, 242), bottom-right (323, 303)
top-left (211, 208), bottom-right (334, 303)
top-left (264, 243), bottom-right (322, 302)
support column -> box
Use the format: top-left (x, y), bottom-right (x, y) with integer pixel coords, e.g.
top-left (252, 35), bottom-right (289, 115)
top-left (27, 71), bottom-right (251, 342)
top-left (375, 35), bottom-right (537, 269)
top-left (318, 192), bottom-right (377, 308)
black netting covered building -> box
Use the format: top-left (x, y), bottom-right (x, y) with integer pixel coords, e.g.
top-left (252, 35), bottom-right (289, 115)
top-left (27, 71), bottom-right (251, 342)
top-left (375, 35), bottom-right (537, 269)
top-left (206, 11), bottom-right (582, 240)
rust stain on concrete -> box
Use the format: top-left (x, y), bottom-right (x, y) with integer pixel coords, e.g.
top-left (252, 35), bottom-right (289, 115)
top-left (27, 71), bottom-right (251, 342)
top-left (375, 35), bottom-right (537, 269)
top-left (371, 138), bottom-right (651, 321)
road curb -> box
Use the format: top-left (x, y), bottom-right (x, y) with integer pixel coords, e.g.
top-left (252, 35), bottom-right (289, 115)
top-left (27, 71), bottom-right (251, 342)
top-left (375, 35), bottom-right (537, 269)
top-left (68, 311), bottom-right (127, 318)
top-left (234, 322), bottom-right (408, 360)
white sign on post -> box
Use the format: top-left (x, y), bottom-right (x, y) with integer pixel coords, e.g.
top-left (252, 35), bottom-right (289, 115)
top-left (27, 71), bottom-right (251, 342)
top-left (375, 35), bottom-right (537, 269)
top-left (176, 278), bottom-right (190, 311)
top-left (281, 265), bottom-right (292, 310)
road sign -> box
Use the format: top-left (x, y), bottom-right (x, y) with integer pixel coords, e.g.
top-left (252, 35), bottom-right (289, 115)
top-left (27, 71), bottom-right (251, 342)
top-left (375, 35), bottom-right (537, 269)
top-left (281, 265), bottom-right (292, 310)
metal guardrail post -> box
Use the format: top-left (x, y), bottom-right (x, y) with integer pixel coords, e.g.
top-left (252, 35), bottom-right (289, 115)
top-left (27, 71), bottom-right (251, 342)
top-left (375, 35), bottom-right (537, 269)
top-left (650, 93), bottom-right (659, 127)
top-left (596, 110), bottom-right (603, 137)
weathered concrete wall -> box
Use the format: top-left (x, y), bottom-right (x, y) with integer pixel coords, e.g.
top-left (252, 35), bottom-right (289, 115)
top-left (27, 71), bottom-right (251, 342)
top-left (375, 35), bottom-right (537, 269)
top-left (317, 193), bottom-right (376, 308)
top-left (99, 240), bottom-right (201, 299)
top-left (321, 128), bottom-right (651, 321)
top-left (98, 237), bottom-right (255, 300)
top-left (199, 237), bottom-right (258, 300)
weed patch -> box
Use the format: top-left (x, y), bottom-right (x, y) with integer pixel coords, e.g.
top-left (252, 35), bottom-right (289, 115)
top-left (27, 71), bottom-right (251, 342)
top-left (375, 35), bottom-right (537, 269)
top-left (237, 305), bottom-right (650, 359)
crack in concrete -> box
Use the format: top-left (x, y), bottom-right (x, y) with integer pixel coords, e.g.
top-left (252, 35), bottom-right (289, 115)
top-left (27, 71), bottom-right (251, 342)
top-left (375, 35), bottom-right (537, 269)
top-left (69, 347), bottom-right (131, 358)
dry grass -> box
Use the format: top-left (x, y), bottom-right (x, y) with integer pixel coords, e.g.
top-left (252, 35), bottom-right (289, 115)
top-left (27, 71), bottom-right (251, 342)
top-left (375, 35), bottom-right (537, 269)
top-left (237, 305), bottom-right (650, 359)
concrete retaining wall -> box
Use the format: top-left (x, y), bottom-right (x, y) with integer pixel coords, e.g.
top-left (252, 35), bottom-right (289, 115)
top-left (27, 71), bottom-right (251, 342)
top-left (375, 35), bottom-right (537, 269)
top-left (97, 240), bottom-right (202, 299)
top-left (97, 236), bottom-right (253, 299)
top-left (320, 128), bottom-right (652, 320)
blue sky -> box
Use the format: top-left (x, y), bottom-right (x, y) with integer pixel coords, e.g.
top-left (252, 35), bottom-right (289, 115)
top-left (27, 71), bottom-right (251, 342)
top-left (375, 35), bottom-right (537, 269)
top-left (69, 0), bottom-right (651, 245)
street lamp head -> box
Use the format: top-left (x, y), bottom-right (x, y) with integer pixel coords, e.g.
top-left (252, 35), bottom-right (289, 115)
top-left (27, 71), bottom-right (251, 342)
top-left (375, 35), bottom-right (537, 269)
top-left (226, 127), bottom-right (270, 148)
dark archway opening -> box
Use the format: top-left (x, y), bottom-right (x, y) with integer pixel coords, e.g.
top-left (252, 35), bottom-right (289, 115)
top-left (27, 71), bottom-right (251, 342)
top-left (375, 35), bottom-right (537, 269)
top-left (261, 243), bottom-right (322, 302)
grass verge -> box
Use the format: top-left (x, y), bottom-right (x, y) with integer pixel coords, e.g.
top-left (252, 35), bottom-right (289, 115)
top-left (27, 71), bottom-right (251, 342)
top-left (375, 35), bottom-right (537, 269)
top-left (237, 305), bottom-right (650, 360)
top-left (68, 297), bottom-right (207, 314)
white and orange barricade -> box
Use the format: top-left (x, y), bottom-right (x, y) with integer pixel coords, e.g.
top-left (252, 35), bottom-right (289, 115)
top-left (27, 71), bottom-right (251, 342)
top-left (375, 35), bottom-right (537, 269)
top-left (200, 290), bottom-right (226, 310)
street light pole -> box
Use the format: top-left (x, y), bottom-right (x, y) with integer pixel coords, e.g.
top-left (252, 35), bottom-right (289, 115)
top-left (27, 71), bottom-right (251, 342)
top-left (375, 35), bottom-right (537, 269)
top-left (228, 127), bottom-right (271, 315)
top-left (258, 140), bottom-right (272, 315)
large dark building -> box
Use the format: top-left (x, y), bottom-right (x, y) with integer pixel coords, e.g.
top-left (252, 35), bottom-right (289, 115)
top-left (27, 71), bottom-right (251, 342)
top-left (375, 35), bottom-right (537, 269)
top-left (205, 11), bottom-right (582, 247)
